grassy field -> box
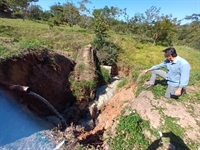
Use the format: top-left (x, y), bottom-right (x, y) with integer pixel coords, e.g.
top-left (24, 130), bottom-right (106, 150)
top-left (0, 18), bottom-right (94, 54)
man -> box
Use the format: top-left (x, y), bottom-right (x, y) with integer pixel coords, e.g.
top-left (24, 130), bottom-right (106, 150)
top-left (143, 47), bottom-right (191, 99)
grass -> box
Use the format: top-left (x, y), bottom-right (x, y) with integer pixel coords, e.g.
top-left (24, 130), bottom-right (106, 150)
top-left (98, 66), bottom-right (111, 84)
top-left (117, 77), bottom-right (128, 89)
top-left (69, 77), bottom-right (96, 98)
top-left (163, 116), bottom-right (185, 137)
top-left (108, 109), bottom-right (150, 150)
top-left (76, 64), bottom-right (86, 73)
top-left (0, 18), bottom-right (94, 54)
top-left (159, 116), bottom-right (194, 149)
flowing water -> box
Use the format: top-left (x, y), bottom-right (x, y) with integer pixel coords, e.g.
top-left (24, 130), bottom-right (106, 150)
top-left (0, 77), bottom-right (121, 149)
top-left (28, 91), bottom-right (66, 131)
top-left (0, 90), bottom-right (63, 149)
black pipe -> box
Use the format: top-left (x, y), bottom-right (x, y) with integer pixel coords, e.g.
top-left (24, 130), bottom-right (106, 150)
top-left (0, 82), bottom-right (31, 93)
top-left (28, 91), bottom-right (67, 131)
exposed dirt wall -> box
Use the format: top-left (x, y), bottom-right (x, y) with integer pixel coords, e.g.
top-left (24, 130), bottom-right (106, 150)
top-left (0, 49), bottom-right (76, 116)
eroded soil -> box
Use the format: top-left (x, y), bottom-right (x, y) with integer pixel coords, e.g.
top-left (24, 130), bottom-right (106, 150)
top-left (0, 49), bottom-right (76, 116)
top-left (1, 48), bottom-right (200, 149)
top-left (77, 85), bottom-right (200, 149)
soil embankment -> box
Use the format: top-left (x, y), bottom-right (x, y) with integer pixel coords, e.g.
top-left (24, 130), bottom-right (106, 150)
top-left (0, 49), bottom-right (76, 116)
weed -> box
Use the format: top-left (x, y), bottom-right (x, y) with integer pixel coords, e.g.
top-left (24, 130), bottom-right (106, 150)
top-left (159, 116), bottom-right (194, 149)
top-left (0, 44), bottom-right (19, 59)
top-left (76, 64), bottom-right (85, 73)
top-left (151, 83), bottom-right (167, 99)
top-left (117, 77), bottom-right (128, 89)
top-left (108, 109), bottom-right (150, 150)
top-left (17, 40), bottom-right (44, 49)
top-left (98, 66), bottom-right (111, 84)
top-left (163, 116), bottom-right (185, 137)
top-left (72, 52), bottom-right (78, 61)
top-left (189, 71), bottom-right (200, 86)
top-left (179, 91), bottom-right (200, 103)
top-left (134, 73), bottom-right (150, 97)
top-left (130, 67), bottom-right (141, 83)
top-left (69, 76), bottom-right (96, 98)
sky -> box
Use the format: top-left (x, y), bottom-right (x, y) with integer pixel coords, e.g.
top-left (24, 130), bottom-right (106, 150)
top-left (36, 0), bottom-right (200, 24)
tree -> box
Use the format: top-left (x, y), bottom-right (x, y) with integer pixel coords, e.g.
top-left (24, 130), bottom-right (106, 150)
top-left (152, 17), bottom-right (177, 46)
top-left (92, 8), bottom-right (109, 49)
top-left (78, 0), bottom-right (91, 14)
top-left (40, 10), bottom-right (52, 21)
top-left (77, 0), bottom-right (92, 28)
top-left (7, 0), bottom-right (39, 19)
top-left (185, 13), bottom-right (200, 22)
top-left (92, 7), bottom-right (120, 66)
top-left (49, 3), bottom-right (63, 25)
top-left (128, 12), bottom-right (147, 40)
top-left (78, 14), bottom-right (92, 28)
top-left (145, 6), bottom-right (160, 25)
top-left (178, 21), bottom-right (200, 49)
top-left (49, 2), bottom-right (80, 27)
top-left (140, 6), bottom-right (178, 45)
top-left (63, 2), bottom-right (80, 27)
top-left (0, 0), bottom-right (8, 13)
top-left (27, 4), bottom-right (42, 20)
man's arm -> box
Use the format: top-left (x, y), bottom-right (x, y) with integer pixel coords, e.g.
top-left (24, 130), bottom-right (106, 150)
top-left (144, 61), bottom-right (167, 74)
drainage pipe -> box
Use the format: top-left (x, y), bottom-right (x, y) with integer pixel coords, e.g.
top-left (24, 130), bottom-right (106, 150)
top-left (0, 82), bottom-right (67, 131)
top-left (0, 82), bottom-right (30, 93)
top-left (28, 91), bottom-right (67, 131)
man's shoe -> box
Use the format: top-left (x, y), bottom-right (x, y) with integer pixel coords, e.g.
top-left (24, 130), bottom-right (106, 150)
top-left (142, 84), bottom-right (154, 89)
top-left (181, 88), bottom-right (186, 95)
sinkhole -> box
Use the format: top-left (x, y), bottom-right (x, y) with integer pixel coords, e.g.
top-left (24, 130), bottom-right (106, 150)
top-left (0, 46), bottom-right (120, 149)
top-left (0, 49), bottom-right (83, 147)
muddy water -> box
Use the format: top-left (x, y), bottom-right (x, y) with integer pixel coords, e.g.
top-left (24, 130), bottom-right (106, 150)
top-left (0, 90), bottom-right (54, 148)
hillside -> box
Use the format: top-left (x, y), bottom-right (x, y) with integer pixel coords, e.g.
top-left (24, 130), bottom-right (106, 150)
top-left (0, 18), bottom-right (200, 149)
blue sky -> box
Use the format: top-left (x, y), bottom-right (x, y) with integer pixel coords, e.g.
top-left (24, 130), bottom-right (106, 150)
top-left (36, 0), bottom-right (200, 24)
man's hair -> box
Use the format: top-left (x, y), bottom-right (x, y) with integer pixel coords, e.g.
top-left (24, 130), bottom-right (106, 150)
top-left (163, 47), bottom-right (177, 57)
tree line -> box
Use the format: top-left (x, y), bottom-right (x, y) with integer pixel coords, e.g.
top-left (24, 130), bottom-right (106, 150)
top-left (0, 0), bottom-right (200, 50)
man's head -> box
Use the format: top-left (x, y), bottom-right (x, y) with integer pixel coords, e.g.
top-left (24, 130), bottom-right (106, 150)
top-left (163, 47), bottom-right (177, 62)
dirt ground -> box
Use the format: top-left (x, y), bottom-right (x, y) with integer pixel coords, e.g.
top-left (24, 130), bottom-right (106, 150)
top-left (77, 84), bottom-right (200, 149)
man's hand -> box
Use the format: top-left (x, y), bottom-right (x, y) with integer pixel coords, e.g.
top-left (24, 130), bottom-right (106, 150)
top-left (143, 69), bottom-right (151, 74)
top-left (175, 88), bottom-right (182, 96)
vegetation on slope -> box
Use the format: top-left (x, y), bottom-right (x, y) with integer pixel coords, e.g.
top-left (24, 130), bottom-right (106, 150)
top-left (0, 3), bottom-right (200, 148)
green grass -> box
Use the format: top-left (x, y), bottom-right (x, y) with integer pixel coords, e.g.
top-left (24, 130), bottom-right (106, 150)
top-left (99, 66), bottom-right (111, 84)
top-left (117, 77), bottom-right (128, 89)
top-left (69, 77), bottom-right (96, 98)
top-left (162, 116), bottom-right (185, 138)
top-left (179, 91), bottom-right (200, 103)
top-left (0, 18), bottom-right (94, 52)
top-left (108, 109), bottom-right (150, 150)
top-left (76, 64), bottom-right (86, 73)
top-left (0, 43), bottom-right (20, 59)
top-left (159, 116), bottom-right (194, 149)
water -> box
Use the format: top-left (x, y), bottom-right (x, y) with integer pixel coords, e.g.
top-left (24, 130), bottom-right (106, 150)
top-left (1, 131), bottom-right (57, 150)
top-left (0, 90), bottom-right (55, 148)
top-left (29, 91), bottom-right (66, 131)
